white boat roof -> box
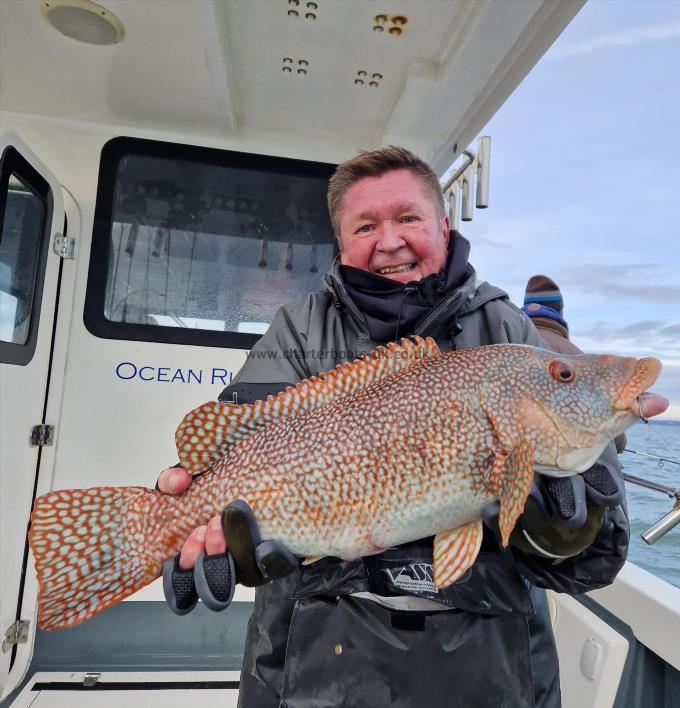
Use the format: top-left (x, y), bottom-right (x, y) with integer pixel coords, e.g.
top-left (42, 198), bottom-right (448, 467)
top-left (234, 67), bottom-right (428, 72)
top-left (0, 0), bottom-right (584, 172)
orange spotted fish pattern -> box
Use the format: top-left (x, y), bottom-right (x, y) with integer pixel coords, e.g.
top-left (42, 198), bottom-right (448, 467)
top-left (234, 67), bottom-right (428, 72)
top-left (29, 337), bottom-right (662, 630)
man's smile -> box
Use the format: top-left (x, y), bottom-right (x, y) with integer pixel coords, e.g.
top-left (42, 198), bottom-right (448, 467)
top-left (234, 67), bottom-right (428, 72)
top-left (375, 263), bottom-right (417, 275)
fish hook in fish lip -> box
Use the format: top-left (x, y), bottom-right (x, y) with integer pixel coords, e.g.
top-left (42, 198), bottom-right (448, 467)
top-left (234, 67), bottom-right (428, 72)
top-left (638, 396), bottom-right (647, 422)
top-left (633, 391), bottom-right (669, 420)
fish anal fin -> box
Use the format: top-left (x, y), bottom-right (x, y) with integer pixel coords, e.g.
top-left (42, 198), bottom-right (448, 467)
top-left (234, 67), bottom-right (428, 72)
top-left (489, 439), bottom-right (535, 547)
top-left (176, 336), bottom-right (442, 475)
top-left (433, 521), bottom-right (483, 589)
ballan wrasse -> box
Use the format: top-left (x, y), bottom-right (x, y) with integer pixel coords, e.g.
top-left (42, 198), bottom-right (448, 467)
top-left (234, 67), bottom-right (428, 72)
top-left (29, 337), bottom-right (663, 630)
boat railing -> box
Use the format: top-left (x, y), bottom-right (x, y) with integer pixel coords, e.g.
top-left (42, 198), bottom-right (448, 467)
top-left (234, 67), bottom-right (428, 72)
top-left (623, 468), bottom-right (680, 544)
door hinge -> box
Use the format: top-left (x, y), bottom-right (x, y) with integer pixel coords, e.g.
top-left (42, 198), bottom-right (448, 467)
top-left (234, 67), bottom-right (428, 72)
top-left (53, 232), bottom-right (76, 259)
top-left (2, 620), bottom-right (29, 653)
top-left (30, 424), bottom-right (54, 447)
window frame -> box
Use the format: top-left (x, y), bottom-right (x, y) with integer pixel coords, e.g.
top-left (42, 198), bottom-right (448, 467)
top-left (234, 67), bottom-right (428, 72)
top-left (84, 136), bottom-right (337, 349)
top-left (0, 146), bottom-right (53, 366)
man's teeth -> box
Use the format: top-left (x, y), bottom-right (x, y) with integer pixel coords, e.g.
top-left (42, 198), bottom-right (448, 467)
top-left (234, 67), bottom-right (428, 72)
top-left (378, 263), bottom-right (415, 275)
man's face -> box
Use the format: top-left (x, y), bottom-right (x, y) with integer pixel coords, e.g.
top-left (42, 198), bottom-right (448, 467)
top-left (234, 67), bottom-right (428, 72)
top-left (338, 169), bottom-right (450, 284)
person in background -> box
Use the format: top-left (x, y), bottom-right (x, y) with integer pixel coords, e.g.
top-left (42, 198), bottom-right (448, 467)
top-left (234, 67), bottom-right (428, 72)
top-left (522, 274), bottom-right (626, 453)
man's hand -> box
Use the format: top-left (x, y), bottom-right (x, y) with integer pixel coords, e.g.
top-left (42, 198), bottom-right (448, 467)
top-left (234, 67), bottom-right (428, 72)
top-left (157, 466), bottom-right (298, 615)
top-left (157, 466), bottom-right (225, 569)
top-left (158, 465), bottom-right (232, 614)
top-left (157, 465), bottom-right (192, 496)
top-left (483, 463), bottom-right (623, 559)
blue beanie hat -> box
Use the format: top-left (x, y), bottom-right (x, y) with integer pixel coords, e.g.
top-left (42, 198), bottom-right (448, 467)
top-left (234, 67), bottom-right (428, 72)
top-left (523, 275), bottom-right (564, 314)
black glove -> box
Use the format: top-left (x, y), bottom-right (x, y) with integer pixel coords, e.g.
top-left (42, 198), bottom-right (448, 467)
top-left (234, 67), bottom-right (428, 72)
top-left (163, 499), bottom-right (299, 615)
top-left (483, 463), bottom-right (623, 560)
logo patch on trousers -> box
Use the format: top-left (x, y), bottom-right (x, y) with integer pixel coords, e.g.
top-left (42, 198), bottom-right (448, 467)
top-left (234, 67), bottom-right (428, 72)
top-left (382, 563), bottom-right (438, 594)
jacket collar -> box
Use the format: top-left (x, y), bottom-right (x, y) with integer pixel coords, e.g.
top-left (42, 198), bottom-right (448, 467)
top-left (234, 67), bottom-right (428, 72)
top-left (323, 232), bottom-right (509, 342)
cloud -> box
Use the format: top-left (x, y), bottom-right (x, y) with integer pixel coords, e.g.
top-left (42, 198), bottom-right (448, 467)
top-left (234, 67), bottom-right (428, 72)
top-left (660, 324), bottom-right (680, 338)
top-left (559, 265), bottom-right (680, 304)
top-left (572, 319), bottom-right (680, 360)
top-left (574, 319), bottom-right (673, 341)
top-left (550, 22), bottom-right (680, 59)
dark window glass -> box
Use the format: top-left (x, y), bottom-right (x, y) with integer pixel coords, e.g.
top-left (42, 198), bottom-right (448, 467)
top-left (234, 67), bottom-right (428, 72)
top-left (0, 147), bottom-right (51, 366)
top-left (86, 138), bottom-right (337, 348)
top-left (0, 175), bottom-right (47, 344)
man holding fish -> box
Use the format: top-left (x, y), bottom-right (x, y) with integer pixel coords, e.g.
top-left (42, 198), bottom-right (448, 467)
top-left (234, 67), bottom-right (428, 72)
top-left (154, 147), bottom-right (667, 707)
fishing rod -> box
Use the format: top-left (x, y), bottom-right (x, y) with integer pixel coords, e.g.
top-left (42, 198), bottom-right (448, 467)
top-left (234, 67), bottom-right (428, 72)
top-left (623, 448), bottom-right (680, 467)
top-left (620, 420), bottom-right (680, 544)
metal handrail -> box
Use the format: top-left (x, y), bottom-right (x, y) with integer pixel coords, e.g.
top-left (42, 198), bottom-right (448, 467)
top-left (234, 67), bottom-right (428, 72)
top-left (623, 472), bottom-right (680, 544)
top-left (441, 149), bottom-right (475, 194)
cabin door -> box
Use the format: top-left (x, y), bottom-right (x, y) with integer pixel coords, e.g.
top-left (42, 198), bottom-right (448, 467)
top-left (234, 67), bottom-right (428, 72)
top-left (0, 131), bottom-right (65, 695)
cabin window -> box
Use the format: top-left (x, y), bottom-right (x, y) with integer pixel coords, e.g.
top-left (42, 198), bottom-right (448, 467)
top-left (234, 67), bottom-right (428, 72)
top-left (0, 148), bottom-right (51, 366)
top-left (85, 137), bottom-right (337, 349)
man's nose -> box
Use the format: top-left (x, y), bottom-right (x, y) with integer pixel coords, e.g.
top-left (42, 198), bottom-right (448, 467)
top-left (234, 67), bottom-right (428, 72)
top-left (376, 220), bottom-right (406, 251)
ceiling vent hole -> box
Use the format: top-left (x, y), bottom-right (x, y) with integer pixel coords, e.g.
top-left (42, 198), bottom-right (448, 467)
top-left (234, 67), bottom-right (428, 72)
top-left (41, 0), bottom-right (124, 45)
top-left (283, 57), bottom-right (311, 76)
top-left (355, 70), bottom-right (383, 88)
top-left (373, 14), bottom-right (409, 37)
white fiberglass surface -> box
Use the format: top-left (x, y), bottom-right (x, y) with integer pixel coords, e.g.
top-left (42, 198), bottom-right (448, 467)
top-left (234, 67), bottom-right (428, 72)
top-left (0, 131), bottom-right (64, 697)
top-left (10, 672), bottom-right (241, 708)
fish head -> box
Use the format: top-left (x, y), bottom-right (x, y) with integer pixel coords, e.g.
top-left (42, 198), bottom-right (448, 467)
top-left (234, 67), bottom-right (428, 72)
top-left (511, 347), bottom-right (665, 475)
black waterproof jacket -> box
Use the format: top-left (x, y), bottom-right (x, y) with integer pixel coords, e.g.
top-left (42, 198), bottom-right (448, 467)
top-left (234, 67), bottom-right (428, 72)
top-left (219, 255), bottom-right (629, 708)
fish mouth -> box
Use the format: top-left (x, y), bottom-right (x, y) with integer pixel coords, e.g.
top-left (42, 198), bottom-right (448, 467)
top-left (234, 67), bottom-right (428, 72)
top-left (614, 357), bottom-right (664, 414)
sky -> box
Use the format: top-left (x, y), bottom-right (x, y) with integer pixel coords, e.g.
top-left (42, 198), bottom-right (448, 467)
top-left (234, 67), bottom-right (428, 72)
top-left (462, 0), bottom-right (680, 421)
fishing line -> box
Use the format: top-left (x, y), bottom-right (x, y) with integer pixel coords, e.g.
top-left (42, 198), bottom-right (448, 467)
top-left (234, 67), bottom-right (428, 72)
top-left (641, 419), bottom-right (679, 463)
top-left (628, 395), bottom-right (680, 467)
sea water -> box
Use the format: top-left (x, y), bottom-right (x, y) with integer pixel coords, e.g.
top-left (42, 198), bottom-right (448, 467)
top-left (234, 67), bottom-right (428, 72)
top-left (621, 421), bottom-right (680, 588)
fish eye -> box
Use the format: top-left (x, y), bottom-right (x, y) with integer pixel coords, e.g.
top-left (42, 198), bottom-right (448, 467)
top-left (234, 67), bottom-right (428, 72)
top-left (549, 360), bottom-right (575, 383)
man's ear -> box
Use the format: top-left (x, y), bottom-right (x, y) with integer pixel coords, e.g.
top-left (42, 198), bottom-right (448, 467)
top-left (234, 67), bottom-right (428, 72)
top-left (442, 215), bottom-right (450, 244)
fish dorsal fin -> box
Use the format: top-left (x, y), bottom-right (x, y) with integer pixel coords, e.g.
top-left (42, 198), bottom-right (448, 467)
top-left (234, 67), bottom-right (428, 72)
top-left (176, 336), bottom-right (441, 474)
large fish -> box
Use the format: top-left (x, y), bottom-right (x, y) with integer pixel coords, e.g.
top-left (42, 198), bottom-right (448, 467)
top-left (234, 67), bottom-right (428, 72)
top-left (29, 338), bottom-right (664, 630)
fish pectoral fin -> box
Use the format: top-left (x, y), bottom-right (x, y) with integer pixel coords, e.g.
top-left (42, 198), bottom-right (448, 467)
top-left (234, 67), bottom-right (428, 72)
top-left (433, 521), bottom-right (483, 589)
top-left (302, 556), bottom-right (324, 565)
top-left (490, 438), bottom-right (535, 547)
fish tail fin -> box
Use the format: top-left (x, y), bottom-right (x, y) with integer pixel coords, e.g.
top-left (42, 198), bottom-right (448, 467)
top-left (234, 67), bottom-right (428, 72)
top-left (29, 486), bottom-right (182, 630)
